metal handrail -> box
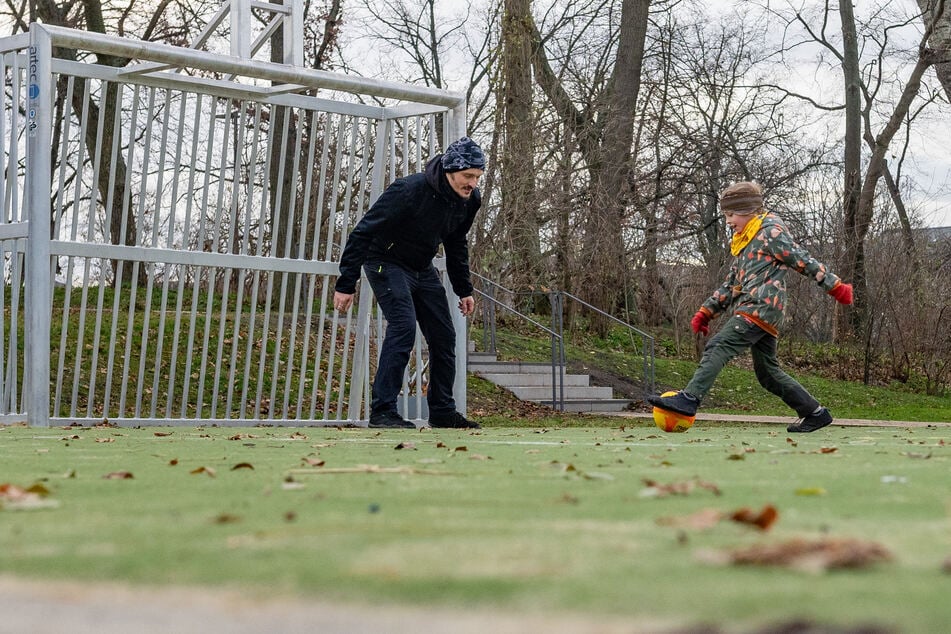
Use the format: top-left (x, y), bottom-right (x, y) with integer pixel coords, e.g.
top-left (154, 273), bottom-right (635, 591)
top-left (554, 291), bottom-right (655, 396)
top-left (470, 274), bottom-right (565, 411)
top-left (471, 273), bottom-right (656, 406)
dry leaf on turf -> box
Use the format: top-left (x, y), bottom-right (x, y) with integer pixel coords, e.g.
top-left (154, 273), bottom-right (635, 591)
top-left (729, 505), bottom-right (779, 530)
top-left (640, 478), bottom-right (722, 498)
top-left (657, 505), bottom-right (778, 531)
top-left (699, 537), bottom-right (893, 573)
top-left (0, 483), bottom-right (60, 510)
top-left (102, 471), bottom-right (134, 479)
top-left (657, 508), bottom-right (724, 530)
top-left (190, 466), bottom-right (216, 477)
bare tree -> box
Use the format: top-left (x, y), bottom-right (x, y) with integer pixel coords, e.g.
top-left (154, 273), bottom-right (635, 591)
top-left (638, 7), bottom-right (837, 336)
top-left (770, 0), bottom-right (947, 337)
top-left (529, 0), bottom-right (651, 334)
top-left (497, 0), bottom-right (543, 303)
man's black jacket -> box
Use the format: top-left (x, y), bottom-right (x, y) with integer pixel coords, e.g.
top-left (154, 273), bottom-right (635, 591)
top-left (334, 155), bottom-right (480, 298)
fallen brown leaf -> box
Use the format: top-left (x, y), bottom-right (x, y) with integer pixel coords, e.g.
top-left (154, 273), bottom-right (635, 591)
top-left (729, 505), bottom-right (779, 531)
top-left (103, 471), bottom-right (134, 480)
top-left (395, 441), bottom-right (416, 450)
top-left (0, 483), bottom-right (59, 510)
top-left (701, 537), bottom-right (892, 573)
top-left (657, 508), bottom-right (723, 530)
top-left (231, 462), bottom-right (254, 470)
top-left (641, 478), bottom-right (721, 498)
top-left (190, 466), bottom-right (216, 477)
top-left (302, 457), bottom-right (325, 467)
top-left (95, 438), bottom-right (115, 443)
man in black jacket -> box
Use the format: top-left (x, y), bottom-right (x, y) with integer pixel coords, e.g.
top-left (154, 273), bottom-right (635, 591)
top-left (333, 137), bottom-right (485, 429)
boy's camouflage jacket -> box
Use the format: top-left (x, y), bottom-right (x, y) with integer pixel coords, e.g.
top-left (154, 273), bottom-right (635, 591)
top-left (701, 213), bottom-right (841, 334)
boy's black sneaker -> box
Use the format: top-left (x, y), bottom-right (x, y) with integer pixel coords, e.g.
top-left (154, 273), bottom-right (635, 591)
top-left (429, 412), bottom-right (481, 429)
top-left (646, 391), bottom-right (699, 416)
top-left (368, 410), bottom-right (416, 429)
top-left (787, 407), bottom-right (833, 433)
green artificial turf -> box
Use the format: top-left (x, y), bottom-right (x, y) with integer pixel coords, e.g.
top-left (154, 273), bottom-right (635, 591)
top-left (1, 421), bottom-right (949, 632)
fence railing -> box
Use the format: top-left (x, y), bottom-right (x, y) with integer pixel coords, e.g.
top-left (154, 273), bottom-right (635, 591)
top-left (472, 275), bottom-right (655, 402)
top-left (6, 24), bottom-right (470, 427)
top-left (471, 273), bottom-right (565, 410)
top-left (554, 291), bottom-right (655, 395)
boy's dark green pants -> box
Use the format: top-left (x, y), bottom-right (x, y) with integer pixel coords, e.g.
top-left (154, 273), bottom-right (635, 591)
top-left (685, 315), bottom-right (820, 417)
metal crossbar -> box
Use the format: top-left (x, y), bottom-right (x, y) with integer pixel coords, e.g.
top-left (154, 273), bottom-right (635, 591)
top-left (3, 24), bottom-right (469, 427)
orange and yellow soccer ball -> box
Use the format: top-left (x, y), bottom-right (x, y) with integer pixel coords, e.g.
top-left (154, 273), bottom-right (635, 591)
top-left (652, 391), bottom-right (696, 433)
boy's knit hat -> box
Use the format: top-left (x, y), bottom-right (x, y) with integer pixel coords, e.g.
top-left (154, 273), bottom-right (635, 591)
top-left (441, 136), bottom-right (486, 173)
top-left (719, 181), bottom-right (764, 215)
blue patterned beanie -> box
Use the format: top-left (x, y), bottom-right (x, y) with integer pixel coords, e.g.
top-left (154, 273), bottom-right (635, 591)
top-left (441, 136), bottom-right (486, 173)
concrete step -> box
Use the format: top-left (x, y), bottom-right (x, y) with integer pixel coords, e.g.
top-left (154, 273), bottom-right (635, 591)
top-left (468, 361), bottom-right (556, 374)
top-left (536, 398), bottom-right (633, 413)
top-left (467, 351), bottom-right (632, 413)
top-left (473, 372), bottom-right (590, 387)
top-left (507, 385), bottom-right (614, 400)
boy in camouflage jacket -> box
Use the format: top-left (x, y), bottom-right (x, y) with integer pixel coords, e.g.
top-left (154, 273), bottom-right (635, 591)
top-left (647, 181), bottom-right (854, 432)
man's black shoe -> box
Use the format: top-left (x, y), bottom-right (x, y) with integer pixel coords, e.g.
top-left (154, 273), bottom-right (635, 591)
top-left (429, 412), bottom-right (481, 429)
top-left (368, 410), bottom-right (416, 429)
top-left (787, 407), bottom-right (833, 433)
top-left (646, 391), bottom-right (699, 416)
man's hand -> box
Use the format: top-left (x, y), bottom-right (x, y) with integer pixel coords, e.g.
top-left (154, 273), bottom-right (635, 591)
top-left (458, 296), bottom-right (475, 317)
top-left (333, 291), bottom-right (354, 312)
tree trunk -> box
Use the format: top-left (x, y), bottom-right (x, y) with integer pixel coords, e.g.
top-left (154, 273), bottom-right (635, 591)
top-left (917, 0), bottom-right (951, 101)
top-left (500, 0), bottom-right (542, 307)
top-left (581, 0), bottom-right (650, 335)
top-left (838, 0), bottom-right (864, 339)
top-left (530, 0), bottom-right (651, 334)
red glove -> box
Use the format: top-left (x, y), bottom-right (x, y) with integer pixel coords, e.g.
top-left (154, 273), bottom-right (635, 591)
top-left (828, 282), bottom-right (853, 305)
top-left (691, 309), bottom-right (712, 335)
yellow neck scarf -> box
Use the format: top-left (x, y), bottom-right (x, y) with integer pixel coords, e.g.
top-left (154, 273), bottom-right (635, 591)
top-left (730, 212), bottom-right (767, 256)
